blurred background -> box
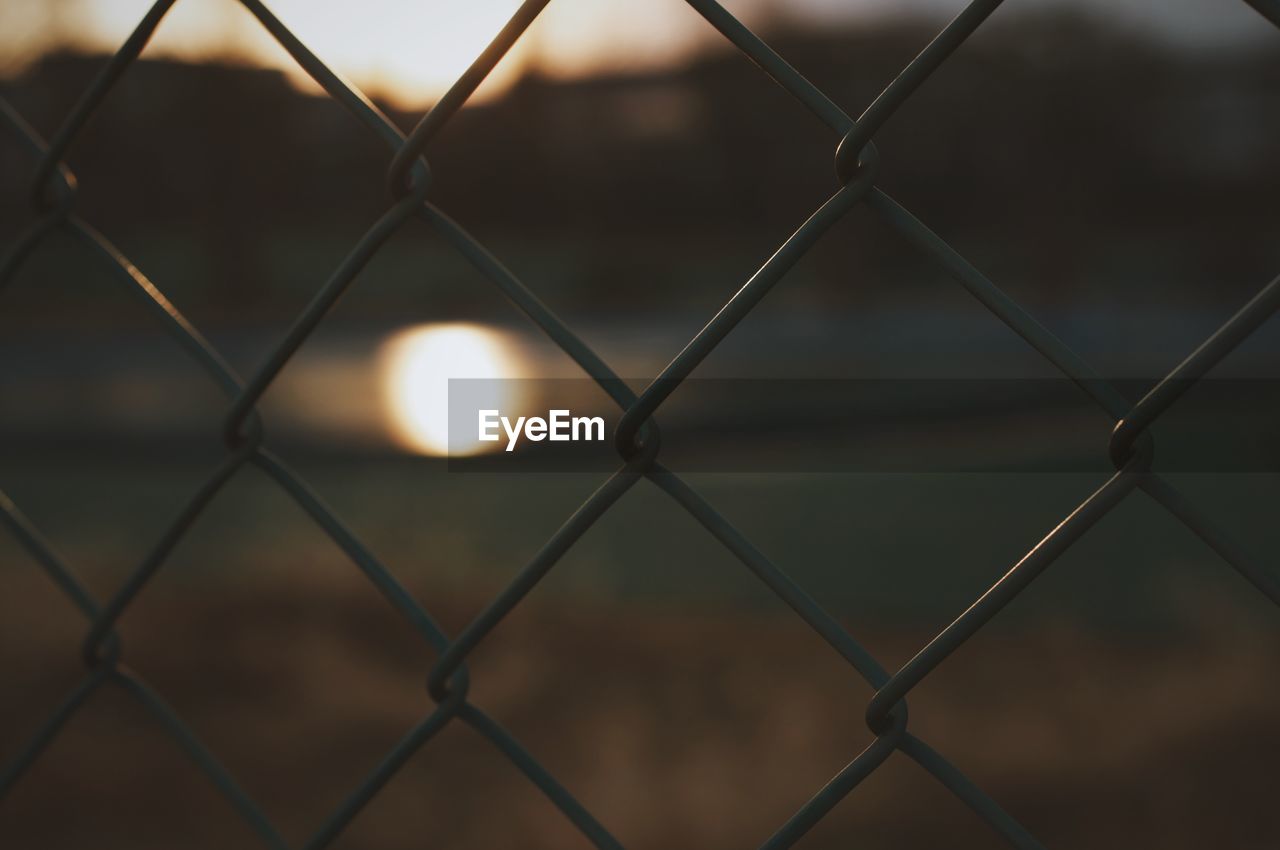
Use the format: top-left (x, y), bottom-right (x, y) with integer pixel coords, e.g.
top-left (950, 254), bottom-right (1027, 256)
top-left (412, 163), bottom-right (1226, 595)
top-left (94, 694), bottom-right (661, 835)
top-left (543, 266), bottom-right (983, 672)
top-left (1, 0), bottom-right (1279, 847)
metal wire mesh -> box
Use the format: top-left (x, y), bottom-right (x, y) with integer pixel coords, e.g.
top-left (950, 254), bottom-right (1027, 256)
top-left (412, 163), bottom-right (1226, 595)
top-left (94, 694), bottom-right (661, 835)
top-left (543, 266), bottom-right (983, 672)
top-left (2, 1), bottom-right (1279, 847)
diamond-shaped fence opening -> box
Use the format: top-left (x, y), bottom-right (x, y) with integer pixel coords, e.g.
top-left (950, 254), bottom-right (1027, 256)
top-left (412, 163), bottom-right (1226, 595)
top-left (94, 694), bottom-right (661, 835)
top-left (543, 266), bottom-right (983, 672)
top-left (2, 0), bottom-right (1280, 848)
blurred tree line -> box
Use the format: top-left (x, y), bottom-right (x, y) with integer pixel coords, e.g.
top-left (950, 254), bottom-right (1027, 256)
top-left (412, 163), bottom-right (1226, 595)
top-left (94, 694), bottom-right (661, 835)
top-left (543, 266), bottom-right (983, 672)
top-left (2, 11), bottom-right (1279, 321)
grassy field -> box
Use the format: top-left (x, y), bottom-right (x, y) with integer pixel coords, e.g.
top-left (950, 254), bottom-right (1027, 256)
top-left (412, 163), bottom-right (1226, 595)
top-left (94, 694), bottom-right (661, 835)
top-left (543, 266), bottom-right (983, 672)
top-left (0, 571), bottom-right (1277, 849)
top-left (2, 450), bottom-right (1277, 622)
top-left (1, 447), bottom-right (1278, 847)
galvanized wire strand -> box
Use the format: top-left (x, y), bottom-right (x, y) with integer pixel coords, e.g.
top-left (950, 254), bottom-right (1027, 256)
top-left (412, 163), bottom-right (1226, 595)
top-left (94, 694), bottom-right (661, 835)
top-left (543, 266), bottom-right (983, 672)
top-left (0, 180), bottom-right (461, 850)
top-left (251, 450), bottom-right (459, 656)
top-left (592, 0), bottom-right (1012, 461)
top-left (236, 0), bottom-right (428, 188)
top-left (417, 203), bottom-right (644, 412)
top-left (6, 28), bottom-right (444, 835)
top-left (864, 186), bottom-right (1280, 602)
top-left (241, 1), bottom-right (652, 460)
top-left (301, 689), bottom-right (464, 850)
top-left (863, 189), bottom-right (1132, 420)
top-left (645, 468), bottom-right (1047, 845)
top-left (0, 215), bottom-right (64, 288)
top-left (1137, 474), bottom-right (1280, 605)
top-left (3, 5), bottom-right (632, 843)
top-left (615, 172), bottom-right (877, 456)
top-left (1243, 0), bottom-right (1280, 29)
top-left (411, 319), bottom-right (1013, 850)
top-left (387, 0), bottom-right (552, 196)
top-left (459, 703), bottom-right (626, 850)
top-left (0, 492), bottom-right (103, 624)
top-left (836, 0), bottom-right (1006, 175)
top-left (387, 27), bottom-right (1027, 840)
top-left (80, 426), bottom-right (259, 665)
top-left (4, 96), bottom-right (483, 850)
top-left (3, 7), bottom-right (638, 837)
top-left (426, 467), bottom-right (643, 699)
top-left (66, 218), bottom-right (248, 398)
top-left (1112, 274), bottom-right (1280, 465)
top-left (411, 0), bottom-right (546, 133)
top-left (238, 1), bottom-right (645, 422)
top-left (3, 0), bottom-right (1280, 847)
top-left (0, 473), bottom-right (281, 845)
top-left (866, 188), bottom-right (1245, 528)
top-left (865, 463), bottom-right (1147, 735)
top-left (0, 99), bottom-right (74, 205)
top-left (897, 733), bottom-right (1047, 850)
top-left (112, 668), bottom-right (291, 849)
top-left (222, 192), bottom-right (428, 444)
top-left (682, 0), bottom-right (856, 136)
top-left (0, 665), bottom-right (114, 797)
top-left (646, 465), bottom-right (890, 686)
top-left (29, 0), bottom-right (177, 209)
top-left (760, 725), bottom-right (902, 850)
top-left (0, 103), bottom-right (72, 287)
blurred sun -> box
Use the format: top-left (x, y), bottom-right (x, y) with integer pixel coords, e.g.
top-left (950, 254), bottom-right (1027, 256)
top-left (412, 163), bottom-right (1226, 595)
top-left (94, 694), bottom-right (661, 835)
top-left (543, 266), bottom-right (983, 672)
top-left (379, 323), bottom-right (525, 456)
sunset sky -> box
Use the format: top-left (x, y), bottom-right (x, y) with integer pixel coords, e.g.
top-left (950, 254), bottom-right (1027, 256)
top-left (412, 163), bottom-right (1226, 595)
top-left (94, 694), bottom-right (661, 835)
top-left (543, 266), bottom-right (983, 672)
top-left (1, 0), bottom-right (1275, 108)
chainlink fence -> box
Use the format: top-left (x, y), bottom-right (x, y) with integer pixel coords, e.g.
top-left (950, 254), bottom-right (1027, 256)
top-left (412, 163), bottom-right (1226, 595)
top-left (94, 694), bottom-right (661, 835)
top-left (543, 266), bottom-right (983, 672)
top-left (2, 0), bottom-right (1280, 847)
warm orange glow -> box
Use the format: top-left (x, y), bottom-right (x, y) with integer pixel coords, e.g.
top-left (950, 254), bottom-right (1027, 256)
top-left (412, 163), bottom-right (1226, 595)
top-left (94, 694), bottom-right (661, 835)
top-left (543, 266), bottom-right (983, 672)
top-left (0, 0), bottom-right (717, 108)
top-left (378, 323), bottom-right (526, 456)
top-left (2, 0), bottom-right (1260, 106)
